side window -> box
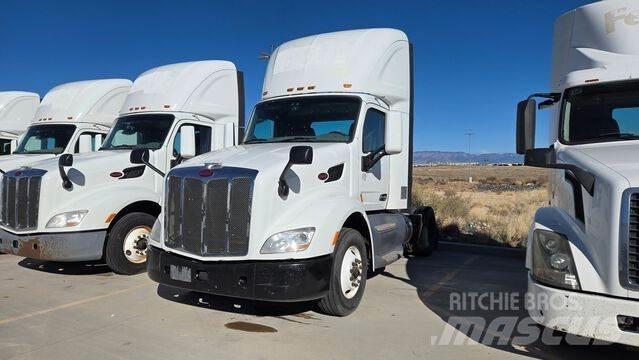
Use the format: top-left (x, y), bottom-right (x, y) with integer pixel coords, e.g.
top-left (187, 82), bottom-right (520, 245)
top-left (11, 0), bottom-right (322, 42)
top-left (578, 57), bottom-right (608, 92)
top-left (362, 109), bottom-right (386, 153)
top-left (173, 124), bottom-right (212, 157)
top-left (73, 132), bottom-right (104, 153)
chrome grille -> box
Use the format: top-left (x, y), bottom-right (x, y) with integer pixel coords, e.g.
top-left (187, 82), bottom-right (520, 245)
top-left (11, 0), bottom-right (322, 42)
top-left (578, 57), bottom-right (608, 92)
top-left (1, 170), bottom-right (45, 231)
top-left (164, 166), bottom-right (257, 257)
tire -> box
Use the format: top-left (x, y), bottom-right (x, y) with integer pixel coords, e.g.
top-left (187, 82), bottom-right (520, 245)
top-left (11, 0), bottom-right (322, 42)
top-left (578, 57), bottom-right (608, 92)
top-left (105, 212), bottom-right (155, 275)
top-left (412, 206), bottom-right (439, 256)
top-left (317, 228), bottom-right (368, 317)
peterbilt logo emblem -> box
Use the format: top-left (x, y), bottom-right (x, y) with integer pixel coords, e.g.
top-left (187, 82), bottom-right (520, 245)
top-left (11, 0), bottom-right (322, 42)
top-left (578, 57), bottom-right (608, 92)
top-left (605, 7), bottom-right (639, 34)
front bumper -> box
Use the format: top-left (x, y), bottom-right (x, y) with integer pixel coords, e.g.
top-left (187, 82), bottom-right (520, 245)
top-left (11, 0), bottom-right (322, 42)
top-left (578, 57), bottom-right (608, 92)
top-left (147, 246), bottom-right (332, 302)
top-left (527, 275), bottom-right (639, 346)
top-left (0, 227), bottom-right (106, 262)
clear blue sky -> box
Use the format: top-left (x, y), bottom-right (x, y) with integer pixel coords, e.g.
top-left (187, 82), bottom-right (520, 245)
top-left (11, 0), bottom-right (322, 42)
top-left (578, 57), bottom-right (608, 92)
top-left (0, 0), bottom-right (593, 153)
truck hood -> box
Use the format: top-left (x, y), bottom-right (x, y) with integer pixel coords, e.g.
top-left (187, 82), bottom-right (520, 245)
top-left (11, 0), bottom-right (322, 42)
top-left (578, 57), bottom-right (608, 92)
top-left (572, 141), bottom-right (639, 187)
top-left (180, 143), bottom-right (348, 174)
top-left (0, 154), bottom-right (57, 173)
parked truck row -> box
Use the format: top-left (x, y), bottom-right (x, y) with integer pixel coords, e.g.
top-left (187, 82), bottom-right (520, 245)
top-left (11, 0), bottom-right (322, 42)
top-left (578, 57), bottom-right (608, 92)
top-left (0, 0), bottom-right (638, 347)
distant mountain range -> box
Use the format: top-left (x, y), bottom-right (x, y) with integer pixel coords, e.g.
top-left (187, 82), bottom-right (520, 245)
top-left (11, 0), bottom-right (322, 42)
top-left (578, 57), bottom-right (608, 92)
top-left (413, 151), bottom-right (523, 164)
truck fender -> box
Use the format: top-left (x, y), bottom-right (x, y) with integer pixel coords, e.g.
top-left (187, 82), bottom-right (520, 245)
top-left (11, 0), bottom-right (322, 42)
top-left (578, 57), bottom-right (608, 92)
top-left (528, 206), bottom-right (607, 293)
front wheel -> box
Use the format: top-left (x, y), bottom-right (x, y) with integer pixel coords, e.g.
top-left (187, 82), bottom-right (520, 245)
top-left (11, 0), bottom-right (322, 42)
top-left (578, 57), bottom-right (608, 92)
top-left (317, 228), bottom-right (368, 317)
top-left (105, 212), bottom-right (155, 275)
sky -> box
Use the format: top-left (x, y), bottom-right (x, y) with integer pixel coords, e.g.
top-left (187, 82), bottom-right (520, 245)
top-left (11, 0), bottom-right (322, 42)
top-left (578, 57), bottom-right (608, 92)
top-left (0, 0), bottom-right (594, 154)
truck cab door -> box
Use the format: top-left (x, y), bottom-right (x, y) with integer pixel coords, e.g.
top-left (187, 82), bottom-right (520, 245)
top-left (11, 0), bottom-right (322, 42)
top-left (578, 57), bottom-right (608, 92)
top-left (359, 106), bottom-right (390, 211)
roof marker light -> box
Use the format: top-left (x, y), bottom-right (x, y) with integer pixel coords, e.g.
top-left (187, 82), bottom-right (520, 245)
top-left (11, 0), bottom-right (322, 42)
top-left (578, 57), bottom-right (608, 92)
top-left (67, 116), bottom-right (73, 120)
top-left (141, 106), bottom-right (146, 110)
top-left (135, 107), bottom-right (140, 110)
top-left (129, 107), bottom-right (134, 111)
top-left (163, 105), bottom-right (171, 109)
top-left (263, 91), bottom-right (268, 96)
top-left (307, 85), bottom-right (316, 90)
top-left (343, 83), bottom-right (352, 89)
top-left (286, 88), bottom-right (294, 92)
top-left (296, 87), bottom-right (304, 91)
top-left (585, 79), bottom-right (599, 83)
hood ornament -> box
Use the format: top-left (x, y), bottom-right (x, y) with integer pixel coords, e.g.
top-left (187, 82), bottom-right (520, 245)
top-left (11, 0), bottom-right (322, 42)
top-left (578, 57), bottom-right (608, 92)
top-left (204, 162), bottom-right (222, 170)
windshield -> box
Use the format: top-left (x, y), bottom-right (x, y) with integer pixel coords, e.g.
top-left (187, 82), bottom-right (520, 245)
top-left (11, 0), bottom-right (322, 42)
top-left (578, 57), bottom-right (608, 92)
top-left (101, 114), bottom-right (175, 150)
top-left (561, 81), bottom-right (639, 144)
top-left (244, 96), bottom-right (361, 144)
top-left (13, 125), bottom-right (76, 154)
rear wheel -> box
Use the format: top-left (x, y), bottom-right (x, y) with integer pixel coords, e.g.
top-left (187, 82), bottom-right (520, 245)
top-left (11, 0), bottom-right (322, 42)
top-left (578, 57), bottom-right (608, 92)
top-left (412, 206), bottom-right (439, 256)
top-left (105, 212), bottom-right (155, 275)
top-left (317, 228), bottom-right (368, 317)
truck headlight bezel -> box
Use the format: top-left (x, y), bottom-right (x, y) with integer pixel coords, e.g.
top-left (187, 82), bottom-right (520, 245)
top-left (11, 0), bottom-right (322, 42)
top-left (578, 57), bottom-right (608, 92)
top-left (45, 210), bottom-right (89, 229)
top-left (531, 229), bottom-right (581, 291)
top-left (260, 227), bottom-right (315, 254)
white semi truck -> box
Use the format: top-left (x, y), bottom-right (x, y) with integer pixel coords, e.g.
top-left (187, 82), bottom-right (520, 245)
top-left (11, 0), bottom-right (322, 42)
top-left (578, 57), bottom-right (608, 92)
top-left (0, 79), bottom-right (132, 172)
top-left (0, 92), bottom-right (40, 155)
top-left (0, 61), bottom-right (243, 275)
top-left (517, 0), bottom-right (639, 346)
top-left (146, 29), bottom-right (438, 316)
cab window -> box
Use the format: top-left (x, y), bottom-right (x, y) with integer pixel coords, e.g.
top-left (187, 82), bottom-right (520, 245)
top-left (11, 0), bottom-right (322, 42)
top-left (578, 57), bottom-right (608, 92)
top-left (362, 108), bottom-right (386, 153)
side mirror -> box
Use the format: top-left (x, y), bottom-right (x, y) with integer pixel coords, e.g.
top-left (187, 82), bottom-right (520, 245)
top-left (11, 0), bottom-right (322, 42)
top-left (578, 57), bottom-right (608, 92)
top-left (289, 146), bottom-right (313, 165)
top-left (130, 148), bottom-right (165, 177)
top-left (59, 153), bottom-right (73, 167)
top-left (525, 147), bottom-right (595, 195)
top-left (58, 154), bottom-right (73, 189)
top-left (130, 148), bottom-right (150, 164)
top-left (10, 139), bottom-right (17, 154)
top-left (516, 99), bottom-right (536, 155)
top-left (385, 112), bottom-right (403, 155)
top-left (78, 134), bottom-right (93, 154)
top-left (179, 125), bottom-right (196, 159)
top-left (279, 146), bottom-right (313, 197)
top-left (94, 134), bottom-right (103, 151)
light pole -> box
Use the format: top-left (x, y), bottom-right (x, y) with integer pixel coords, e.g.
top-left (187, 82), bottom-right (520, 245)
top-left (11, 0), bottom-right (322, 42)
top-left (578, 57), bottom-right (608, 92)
top-left (465, 130), bottom-right (474, 183)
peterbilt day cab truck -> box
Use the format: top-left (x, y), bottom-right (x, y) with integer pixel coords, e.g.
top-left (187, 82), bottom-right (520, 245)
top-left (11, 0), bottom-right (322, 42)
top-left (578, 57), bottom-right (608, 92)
top-left (517, 1), bottom-right (639, 346)
top-left (146, 29), bottom-right (438, 316)
top-left (0, 92), bottom-right (40, 155)
top-left (0, 61), bottom-right (243, 275)
top-left (0, 79), bottom-right (132, 172)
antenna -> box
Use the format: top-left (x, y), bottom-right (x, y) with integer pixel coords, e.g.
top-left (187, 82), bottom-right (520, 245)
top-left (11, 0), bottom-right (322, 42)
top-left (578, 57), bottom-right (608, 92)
top-left (465, 130), bottom-right (474, 183)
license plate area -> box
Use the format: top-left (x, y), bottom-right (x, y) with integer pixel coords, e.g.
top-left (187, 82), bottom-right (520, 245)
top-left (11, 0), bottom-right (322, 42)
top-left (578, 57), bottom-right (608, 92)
top-left (169, 264), bottom-right (192, 283)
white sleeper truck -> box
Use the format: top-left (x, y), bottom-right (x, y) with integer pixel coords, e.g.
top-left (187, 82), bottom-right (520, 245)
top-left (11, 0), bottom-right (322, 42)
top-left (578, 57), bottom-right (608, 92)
top-left (517, 0), bottom-right (639, 346)
top-left (0, 61), bottom-right (243, 275)
top-left (0, 92), bottom-right (40, 155)
top-left (0, 79), bottom-right (132, 172)
top-left (146, 29), bottom-right (438, 316)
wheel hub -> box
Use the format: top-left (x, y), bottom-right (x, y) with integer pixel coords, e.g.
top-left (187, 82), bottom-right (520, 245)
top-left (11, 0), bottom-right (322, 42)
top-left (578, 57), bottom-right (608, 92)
top-left (340, 246), bottom-right (363, 299)
top-left (123, 226), bottom-right (151, 264)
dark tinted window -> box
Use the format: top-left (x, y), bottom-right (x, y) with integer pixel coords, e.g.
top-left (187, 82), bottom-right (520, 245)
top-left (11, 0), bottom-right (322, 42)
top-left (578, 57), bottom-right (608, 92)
top-left (101, 114), bottom-right (174, 150)
top-left (362, 108), bottom-right (386, 153)
top-left (244, 96), bottom-right (361, 144)
top-left (561, 81), bottom-right (639, 144)
top-left (14, 125), bottom-right (76, 154)
top-left (0, 139), bottom-right (12, 155)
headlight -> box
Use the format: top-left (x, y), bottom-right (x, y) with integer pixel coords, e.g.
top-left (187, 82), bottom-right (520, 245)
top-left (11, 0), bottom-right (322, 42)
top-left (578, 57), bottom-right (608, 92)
top-left (531, 229), bottom-right (581, 290)
top-left (149, 217), bottom-right (161, 245)
top-left (46, 210), bottom-right (89, 228)
top-left (260, 227), bottom-right (315, 254)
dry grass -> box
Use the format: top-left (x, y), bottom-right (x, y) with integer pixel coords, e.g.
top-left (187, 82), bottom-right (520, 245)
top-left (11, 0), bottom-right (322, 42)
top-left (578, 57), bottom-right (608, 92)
top-left (412, 165), bottom-right (549, 248)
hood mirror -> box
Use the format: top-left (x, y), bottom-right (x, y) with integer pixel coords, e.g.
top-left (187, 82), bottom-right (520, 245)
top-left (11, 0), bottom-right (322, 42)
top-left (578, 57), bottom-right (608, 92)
top-left (130, 148), bottom-right (165, 177)
top-left (279, 146), bottom-right (313, 197)
top-left (58, 154), bottom-right (74, 189)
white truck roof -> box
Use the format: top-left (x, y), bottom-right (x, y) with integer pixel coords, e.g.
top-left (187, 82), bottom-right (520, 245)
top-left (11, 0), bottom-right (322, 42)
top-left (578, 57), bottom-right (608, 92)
top-left (120, 61), bottom-right (240, 123)
top-left (34, 79), bottom-right (132, 126)
top-left (552, 0), bottom-right (639, 90)
top-left (0, 91), bottom-right (40, 135)
top-left (262, 28), bottom-right (411, 113)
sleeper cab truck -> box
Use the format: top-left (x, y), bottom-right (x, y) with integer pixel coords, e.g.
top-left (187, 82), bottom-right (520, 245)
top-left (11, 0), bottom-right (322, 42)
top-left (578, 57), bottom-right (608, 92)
top-left (0, 61), bottom-right (243, 275)
top-left (0, 92), bottom-right (40, 155)
top-left (516, 1), bottom-right (639, 346)
top-left (0, 79), bottom-right (132, 173)
top-left (145, 29), bottom-right (439, 316)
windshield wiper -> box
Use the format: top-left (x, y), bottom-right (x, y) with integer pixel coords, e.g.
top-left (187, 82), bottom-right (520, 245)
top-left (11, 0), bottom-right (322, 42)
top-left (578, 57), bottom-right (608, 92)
top-left (591, 132), bottom-right (639, 141)
top-left (243, 139), bottom-right (269, 144)
top-left (101, 144), bottom-right (135, 150)
top-left (278, 137), bottom-right (316, 143)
